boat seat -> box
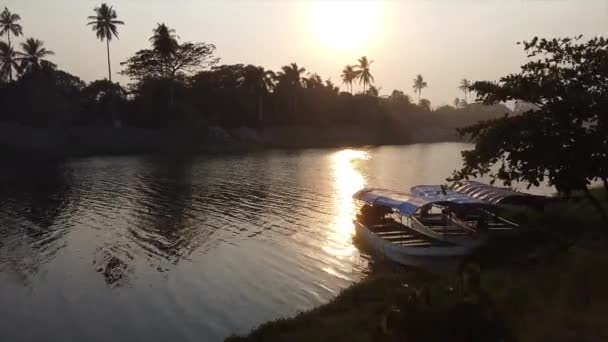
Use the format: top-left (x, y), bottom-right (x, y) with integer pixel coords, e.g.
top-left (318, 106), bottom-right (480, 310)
top-left (428, 226), bottom-right (471, 233)
top-left (383, 236), bottom-right (427, 243)
top-left (376, 231), bottom-right (410, 236)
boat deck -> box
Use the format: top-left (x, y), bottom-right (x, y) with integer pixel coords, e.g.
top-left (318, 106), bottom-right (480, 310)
top-left (366, 222), bottom-right (447, 247)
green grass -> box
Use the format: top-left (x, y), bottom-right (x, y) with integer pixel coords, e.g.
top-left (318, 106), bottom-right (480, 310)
top-left (481, 248), bottom-right (608, 341)
top-left (226, 271), bottom-right (512, 342)
top-left (225, 273), bottom-right (423, 342)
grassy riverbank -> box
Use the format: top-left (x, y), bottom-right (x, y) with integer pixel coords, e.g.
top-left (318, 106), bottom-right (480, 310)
top-left (227, 190), bottom-right (608, 342)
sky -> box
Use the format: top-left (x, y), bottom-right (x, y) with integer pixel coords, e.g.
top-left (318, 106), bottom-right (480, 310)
top-left (3, 0), bottom-right (607, 106)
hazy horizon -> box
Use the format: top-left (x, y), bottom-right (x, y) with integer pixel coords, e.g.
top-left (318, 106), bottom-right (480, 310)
top-left (4, 0), bottom-right (607, 105)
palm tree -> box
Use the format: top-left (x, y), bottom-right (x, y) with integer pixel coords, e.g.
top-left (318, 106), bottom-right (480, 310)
top-left (149, 23), bottom-right (179, 79)
top-left (17, 38), bottom-right (55, 74)
top-left (341, 65), bottom-right (358, 94)
top-left (413, 74), bottom-right (427, 104)
top-left (459, 78), bottom-right (472, 102)
top-left (276, 63), bottom-right (305, 115)
top-left (0, 7), bottom-right (23, 81)
top-left (239, 65), bottom-right (275, 123)
top-left (87, 3), bottom-right (124, 82)
top-left (355, 56), bottom-right (374, 93)
top-left (0, 41), bottom-right (18, 82)
top-left (150, 24), bottom-right (178, 59)
top-left (276, 63), bottom-right (305, 88)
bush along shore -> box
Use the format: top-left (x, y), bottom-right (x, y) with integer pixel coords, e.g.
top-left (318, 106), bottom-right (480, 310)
top-left (227, 189), bottom-right (608, 342)
top-left (0, 124), bottom-right (463, 158)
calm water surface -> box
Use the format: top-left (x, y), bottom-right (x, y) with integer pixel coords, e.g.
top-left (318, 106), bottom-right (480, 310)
top-left (0, 143), bottom-right (551, 341)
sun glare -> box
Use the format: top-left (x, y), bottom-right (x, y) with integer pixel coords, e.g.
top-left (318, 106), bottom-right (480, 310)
top-left (309, 1), bottom-right (383, 53)
top-left (322, 149), bottom-right (368, 260)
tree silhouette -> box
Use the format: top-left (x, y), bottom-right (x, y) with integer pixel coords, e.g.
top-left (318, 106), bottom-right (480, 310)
top-left (150, 23), bottom-right (178, 76)
top-left (356, 56), bottom-right (374, 93)
top-left (121, 42), bottom-right (217, 81)
top-left (341, 65), bottom-right (358, 94)
top-left (419, 98), bottom-right (431, 111)
top-left (276, 63), bottom-right (305, 115)
top-left (303, 73), bottom-right (324, 89)
top-left (451, 36), bottom-right (608, 221)
top-left (413, 74), bottom-right (427, 104)
top-left (17, 38), bottom-right (55, 75)
top-left (0, 7), bottom-right (23, 81)
top-left (238, 65), bottom-right (275, 123)
top-left (276, 63), bottom-right (305, 88)
top-left (459, 78), bottom-right (472, 102)
top-left (0, 41), bottom-right (18, 82)
top-left (121, 24), bottom-right (217, 110)
top-left (453, 97), bottom-right (461, 108)
top-left (87, 3), bottom-right (124, 82)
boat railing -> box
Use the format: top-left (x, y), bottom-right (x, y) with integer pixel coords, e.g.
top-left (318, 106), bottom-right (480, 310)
top-left (447, 213), bottom-right (478, 234)
top-left (409, 216), bottom-right (446, 240)
top-left (481, 209), bottom-right (519, 227)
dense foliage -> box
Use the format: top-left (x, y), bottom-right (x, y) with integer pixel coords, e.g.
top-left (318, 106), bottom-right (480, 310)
top-left (0, 6), bottom-right (512, 138)
top-left (452, 36), bottom-right (608, 216)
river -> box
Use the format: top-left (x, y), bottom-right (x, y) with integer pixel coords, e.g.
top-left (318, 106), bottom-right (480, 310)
top-left (0, 143), bottom-right (552, 341)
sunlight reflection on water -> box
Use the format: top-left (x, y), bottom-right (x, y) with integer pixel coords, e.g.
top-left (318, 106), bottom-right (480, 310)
top-left (322, 149), bottom-right (368, 262)
top-left (4, 143), bottom-right (536, 342)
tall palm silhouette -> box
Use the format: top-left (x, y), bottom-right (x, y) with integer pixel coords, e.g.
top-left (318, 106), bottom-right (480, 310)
top-left (413, 74), bottom-right (427, 104)
top-left (0, 7), bottom-right (23, 81)
top-left (17, 38), bottom-right (55, 74)
top-left (276, 63), bottom-right (305, 115)
top-left (239, 65), bottom-right (275, 123)
top-left (0, 41), bottom-right (18, 81)
top-left (87, 3), bottom-right (124, 82)
top-left (150, 23), bottom-right (179, 77)
top-left (458, 78), bottom-right (472, 102)
top-left (341, 65), bottom-right (358, 94)
top-left (276, 63), bottom-right (305, 88)
top-left (355, 56), bottom-right (374, 93)
top-left (149, 23), bottom-right (180, 107)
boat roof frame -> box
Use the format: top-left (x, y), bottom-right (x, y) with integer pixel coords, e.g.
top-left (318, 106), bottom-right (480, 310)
top-left (353, 188), bottom-right (489, 217)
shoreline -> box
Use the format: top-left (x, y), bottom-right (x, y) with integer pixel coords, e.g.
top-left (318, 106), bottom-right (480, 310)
top-left (227, 246), bottom-right (608, 342)
top-left (0, 125), bottom-right (463, 158)
top-left (226, 193), bottom-right (608, 341)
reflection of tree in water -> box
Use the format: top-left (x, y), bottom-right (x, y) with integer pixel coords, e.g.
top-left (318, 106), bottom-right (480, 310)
top-left (127, 155), bottom-right (280, 268)
top-left (129, 158), bottom-right (199, 267)
top-left (0, 161), bottom-right (73, 281)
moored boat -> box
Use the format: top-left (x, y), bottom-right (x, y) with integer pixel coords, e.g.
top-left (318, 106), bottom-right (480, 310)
top-left (410, 185), bottom-right (521, 236)
top-left (449, 180), bottom-right (550, 208)
top-left (352, 188), bottom-right (491, 267)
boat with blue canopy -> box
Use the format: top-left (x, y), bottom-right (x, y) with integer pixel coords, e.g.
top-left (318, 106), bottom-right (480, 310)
top-left (352, 187), bottom-right (519, 265)
top-left (352, 188), bottom-right (504, 266)
top-left (450, 180), bottom-right (549, 207)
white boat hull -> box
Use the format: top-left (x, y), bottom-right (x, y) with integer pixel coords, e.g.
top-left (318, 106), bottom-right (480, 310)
top-left (354, 222), bottom-right (475, 267)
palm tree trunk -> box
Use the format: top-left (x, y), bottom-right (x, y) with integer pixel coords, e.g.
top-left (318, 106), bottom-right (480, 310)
top-left (418, 89), bottom-right (421, 104)
top-left (106, 38), bottom-right (112, 82)
top-left (258, 95), bottom-right (264, 125)
top-left (169, 81), bottom-right (175, 107)
top-left (7, 30), bottom-right (12, 82)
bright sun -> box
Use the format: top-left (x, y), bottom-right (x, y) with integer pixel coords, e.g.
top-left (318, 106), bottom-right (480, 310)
top-left (309, 1), bottom-right (383, 53)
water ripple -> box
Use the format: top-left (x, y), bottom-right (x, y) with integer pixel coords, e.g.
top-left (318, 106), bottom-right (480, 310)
top-left (0, 144), bottom-right (520, 342)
